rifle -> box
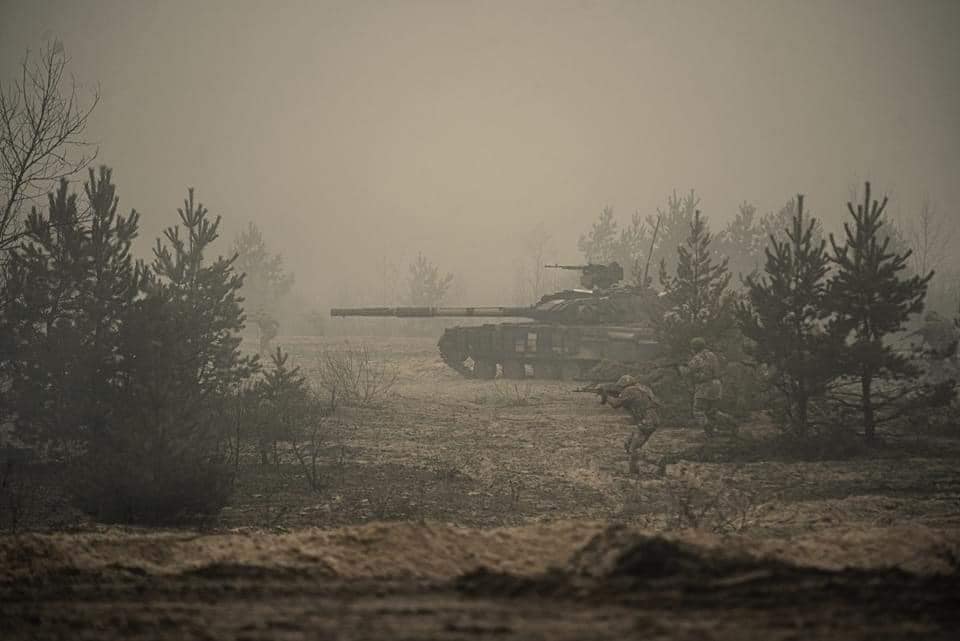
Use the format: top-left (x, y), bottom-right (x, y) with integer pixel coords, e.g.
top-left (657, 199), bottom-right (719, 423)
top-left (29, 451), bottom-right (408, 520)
top-left (573, 382), bottom-right (622, 404)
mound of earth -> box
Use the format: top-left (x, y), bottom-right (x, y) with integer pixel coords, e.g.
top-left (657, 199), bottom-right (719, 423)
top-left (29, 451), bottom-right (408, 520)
top-left (3, 520), bottom-right (959, 640)
top-left (3, 520), bottom-right (958, 582)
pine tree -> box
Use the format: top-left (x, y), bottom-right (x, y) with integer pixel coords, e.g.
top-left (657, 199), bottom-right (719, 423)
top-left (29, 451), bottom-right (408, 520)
top-left (80, 168), bottom-right (143, 434)
top-left (658, 210), bottom-right (733, 354)
top-left (577, 206), bottom-right (618, 263)
top-left (127, 188), bottom-right (258, 432)
top-left (0, 169), bottom-right (140, 449)
top-left (715, 202), bottom-right (765, 284)
top-left (231, 222), bottom-right (294, 353)
top-left (1, 173), bottom-right (261, 521)
top-left (760, 197), bottom-right (825, 246)
top-left (647, 189), bottom-right (699, 277)
top-left (738, 195), bottom-right (838, 434)
top-left (577, 207), bottom-right (652, 285)
top-left (827, 182), bottom-right (933, 441)
top-left (252, 347), bottom-right (320, 468)
top-left (81, 188), bottom-right (258, 521)
top-left (408, 252), bottom-right (454, 306)
top-left (1, 180), bottom-right (86, 447)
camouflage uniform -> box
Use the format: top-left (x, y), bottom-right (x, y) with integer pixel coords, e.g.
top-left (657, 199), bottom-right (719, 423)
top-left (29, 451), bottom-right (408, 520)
top-left (916, 312), bottom-right (959, 384)
top-left (609, 378), bottom-right (661, 473)
top-left (917, 312), bottom-right (958, 359)
top-left (687, 343), bottom-right (724, 435)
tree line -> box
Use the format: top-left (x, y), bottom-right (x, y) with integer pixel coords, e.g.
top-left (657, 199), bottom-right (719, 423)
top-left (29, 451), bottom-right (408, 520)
top-left (1, 41), bottom-right (955, 527)
top-left (590, 185), bottom-right (956, 441)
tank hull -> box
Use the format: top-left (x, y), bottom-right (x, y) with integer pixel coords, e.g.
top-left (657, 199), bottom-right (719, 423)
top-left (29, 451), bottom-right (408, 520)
top-left (437, 322), bottom-right (660, 380)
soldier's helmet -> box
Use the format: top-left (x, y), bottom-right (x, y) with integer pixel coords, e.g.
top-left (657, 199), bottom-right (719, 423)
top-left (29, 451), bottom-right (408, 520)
top-left (690, 337), bottom-right (706, 352)
top-left (616, 374), bottom-right (636, 388)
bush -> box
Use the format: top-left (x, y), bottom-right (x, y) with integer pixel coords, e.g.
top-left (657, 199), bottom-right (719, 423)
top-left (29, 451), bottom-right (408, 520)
top-left (0, 449), bottom-right (32, 532)
top-left (250, 347), bottom-right (331, 492)
top-left (475, 381), bottom-right (534, 407)
top-left (317, 343), bottom-right (398, 406)
top-left (71, 447), bottom-right (233, 524)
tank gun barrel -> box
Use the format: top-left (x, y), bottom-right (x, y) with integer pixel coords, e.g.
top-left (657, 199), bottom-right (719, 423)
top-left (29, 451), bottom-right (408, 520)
top-left (330, 306), bottom-right (536, 319)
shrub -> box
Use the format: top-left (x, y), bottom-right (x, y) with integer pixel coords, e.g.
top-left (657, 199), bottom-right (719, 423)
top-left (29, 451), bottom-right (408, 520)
top-left (71, 446), bottom-right (233, 524)
top-left (0, 449), bottom-right (32, 532)
top-left (475, 381), bottom-right (534, 407)
top-left (251, 347), bottom-right (331, 492)
top-left (317, 343), bottom-right (398, 406)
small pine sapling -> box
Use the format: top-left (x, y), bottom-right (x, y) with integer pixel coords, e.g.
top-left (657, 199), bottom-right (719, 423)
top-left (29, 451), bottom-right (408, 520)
top-left (827, 182), bottom-right (936, 441)
top-left (738, 195), bottom-right (839, 435)
top-left (658, 209), bottom-right (734, 355)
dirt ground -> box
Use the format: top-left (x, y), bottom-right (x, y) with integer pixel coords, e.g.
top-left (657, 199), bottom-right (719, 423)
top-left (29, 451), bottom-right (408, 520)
top-left (2, 334), bottom-right (959, 639)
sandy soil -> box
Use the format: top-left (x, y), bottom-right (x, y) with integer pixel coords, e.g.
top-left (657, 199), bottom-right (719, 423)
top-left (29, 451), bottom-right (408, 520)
top-left (2, 521), bottom-right (958, 640)
top-left (2, 334), bottom-right (959, 639)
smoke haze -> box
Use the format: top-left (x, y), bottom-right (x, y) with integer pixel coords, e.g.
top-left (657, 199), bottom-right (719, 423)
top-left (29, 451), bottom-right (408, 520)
top-left (2, 0), bottom-right (958, 306)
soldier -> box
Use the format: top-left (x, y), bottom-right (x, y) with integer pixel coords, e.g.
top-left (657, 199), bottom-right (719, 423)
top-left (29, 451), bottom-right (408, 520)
top-left (682, 337), bottom-right (733, 436)
top-left (607, 375), bottom-right (662, 473)
top-left (914, 311), bottom-right (960, 384)
top-left (916, 311), bottom-right (958, 359)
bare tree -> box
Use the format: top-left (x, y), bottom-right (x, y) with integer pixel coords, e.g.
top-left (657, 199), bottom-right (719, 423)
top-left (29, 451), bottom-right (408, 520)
top-left (903, 199), bottom-right (952, 277)
top-left (377, 254), bottom-right (400, 305)
top-left (408, 252), bottom-right (453, 306)
top-left (514, 221), bottom-right (555, 303)
top-left (647, 189), bottom-right (699, 277)
top-left (0, 41), bottom-right (99, 256)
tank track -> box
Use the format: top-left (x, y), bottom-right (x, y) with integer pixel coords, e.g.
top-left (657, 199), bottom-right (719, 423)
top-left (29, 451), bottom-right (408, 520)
top-left (437, 332), bottom-right (474, 377)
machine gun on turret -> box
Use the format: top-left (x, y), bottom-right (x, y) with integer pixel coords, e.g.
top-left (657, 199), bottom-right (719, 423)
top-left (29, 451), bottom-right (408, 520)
top-left (544, 262), bottom-right (624, 290)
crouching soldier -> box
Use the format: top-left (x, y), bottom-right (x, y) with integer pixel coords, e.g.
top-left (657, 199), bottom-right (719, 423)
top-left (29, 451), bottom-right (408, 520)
top-left (608, 375), bottom-right (662, 473)
top-left (916, 311), bottom-right (958, 359)
top-left (683, 337), bottom-right (736, 436)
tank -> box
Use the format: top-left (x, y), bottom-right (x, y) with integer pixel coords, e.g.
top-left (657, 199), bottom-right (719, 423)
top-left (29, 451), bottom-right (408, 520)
top-left (330, 263), bottom-right (662, 380)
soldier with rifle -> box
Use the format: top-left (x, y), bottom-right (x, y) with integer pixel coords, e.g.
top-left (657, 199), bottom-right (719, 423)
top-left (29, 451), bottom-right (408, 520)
top-left (914, 311), bottom-right (958, 359)
top-left (608, 375), bottom-right (662, 474)
top-left (681, 337), bottom-right (736, 436)
top-left (577, 374), bottom-right (661, 474)
top-left (574, 379), bottom-right (626, 405)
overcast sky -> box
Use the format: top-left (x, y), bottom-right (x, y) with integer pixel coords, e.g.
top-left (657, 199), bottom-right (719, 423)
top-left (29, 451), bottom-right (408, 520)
top-left (2, 0), bottom-right (958, 305)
